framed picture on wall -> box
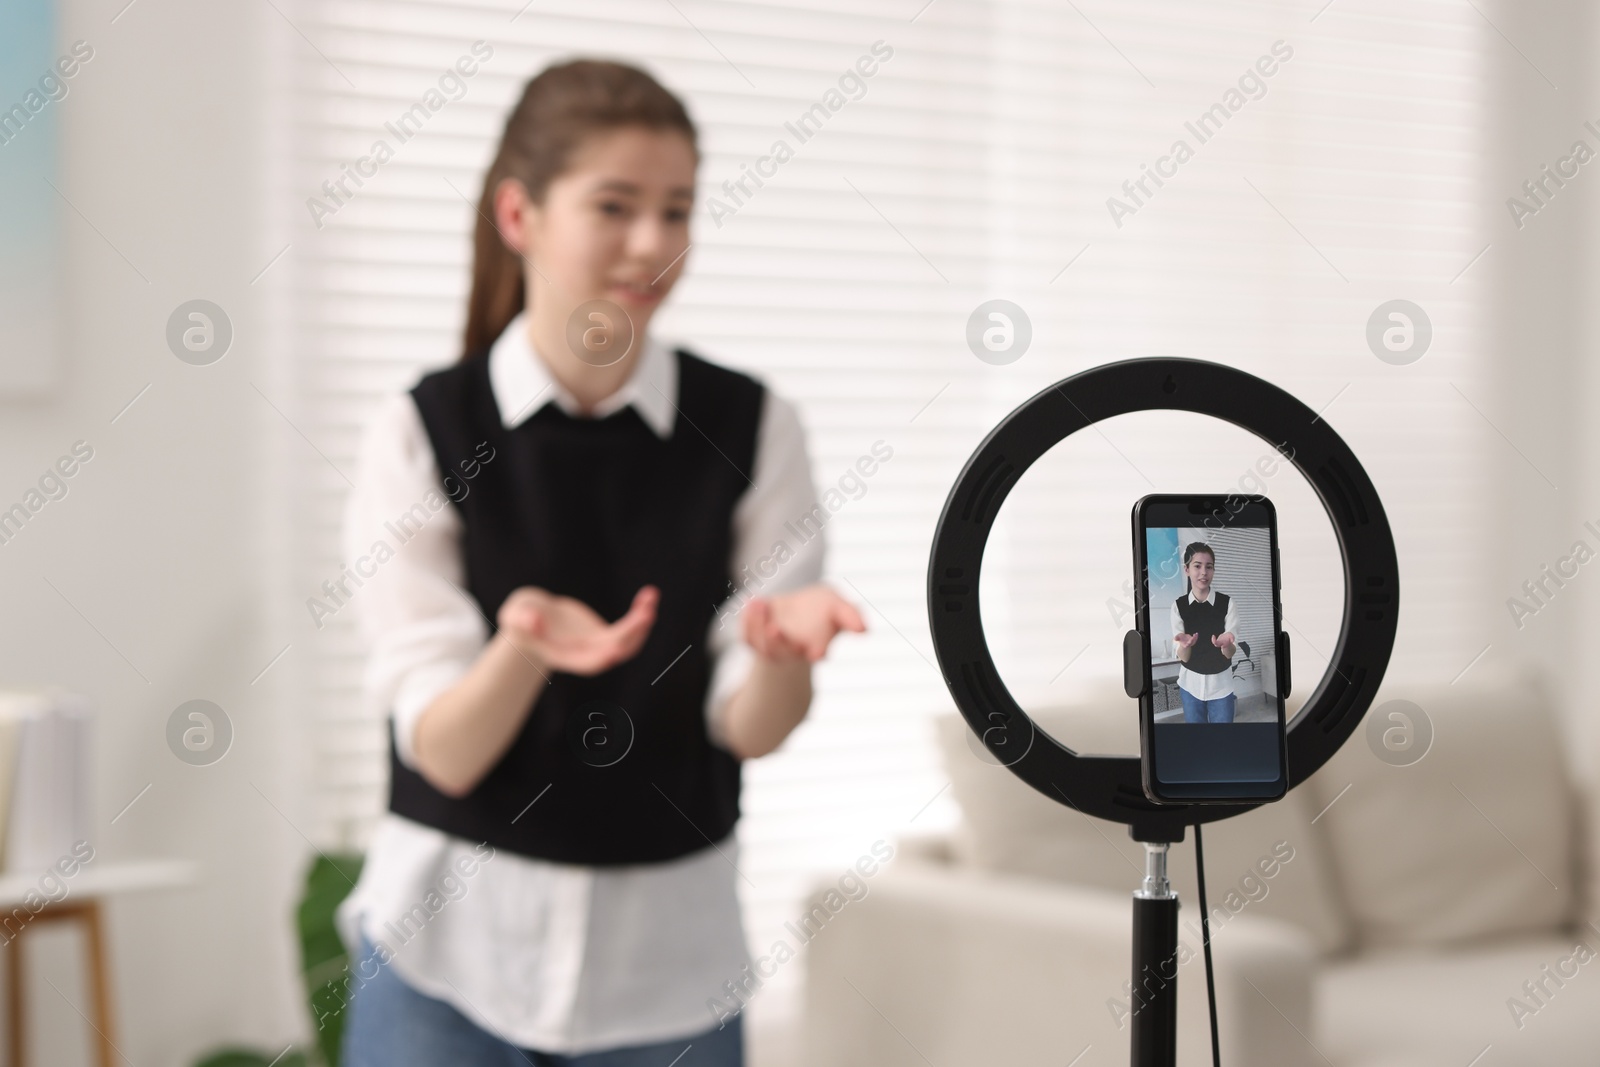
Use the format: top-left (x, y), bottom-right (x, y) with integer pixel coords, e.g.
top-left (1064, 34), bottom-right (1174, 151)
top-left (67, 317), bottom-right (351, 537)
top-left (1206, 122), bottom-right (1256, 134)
top-left (0, 0), bottom-right (64, 396)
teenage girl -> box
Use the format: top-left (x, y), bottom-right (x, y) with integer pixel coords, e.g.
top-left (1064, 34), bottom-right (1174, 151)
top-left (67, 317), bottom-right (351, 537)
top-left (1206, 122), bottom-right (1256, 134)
top-left (1170, 541), bottom-right (1239, 723)
top-left (336, 59), bottom-right (865, 1066)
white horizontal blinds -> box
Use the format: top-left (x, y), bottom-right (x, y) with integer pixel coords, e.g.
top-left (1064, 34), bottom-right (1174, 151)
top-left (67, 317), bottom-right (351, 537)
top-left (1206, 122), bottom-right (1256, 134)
top-left (650, 13), bottom-right (1013, 1022)
top-left (1208, 527), bottom-right (1276, 681)
top-left (289, 18), bottom-right (494, 846)
top-left (288, 0), bottom-right (1494, 1028)
top-left (979, 2), bottom-right (1491, 734)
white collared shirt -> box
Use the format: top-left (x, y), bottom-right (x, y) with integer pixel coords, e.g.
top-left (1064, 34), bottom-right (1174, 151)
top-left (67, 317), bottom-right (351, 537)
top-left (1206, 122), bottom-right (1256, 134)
top-left (486, 308), bottom-right (680, 437)
top-left (335, 312), bottom-right (822, 1053)
top-left (1169, 587), bottom-right (1240, 701)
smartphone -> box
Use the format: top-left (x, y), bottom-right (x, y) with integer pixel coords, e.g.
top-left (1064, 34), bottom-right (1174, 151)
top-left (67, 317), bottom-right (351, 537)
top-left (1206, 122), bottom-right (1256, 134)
top-left (1128, 494), bottom-right (1289, 804)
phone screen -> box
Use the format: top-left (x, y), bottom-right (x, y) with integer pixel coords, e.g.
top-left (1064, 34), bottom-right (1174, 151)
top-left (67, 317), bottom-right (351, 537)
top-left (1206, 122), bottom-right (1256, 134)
top-left (1135, 495), bottom-right (1287, 802)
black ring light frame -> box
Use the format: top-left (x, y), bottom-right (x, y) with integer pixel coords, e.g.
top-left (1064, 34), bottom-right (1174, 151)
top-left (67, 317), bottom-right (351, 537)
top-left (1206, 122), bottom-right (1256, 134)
top-left (927, 358), bottom-right (1399, 843)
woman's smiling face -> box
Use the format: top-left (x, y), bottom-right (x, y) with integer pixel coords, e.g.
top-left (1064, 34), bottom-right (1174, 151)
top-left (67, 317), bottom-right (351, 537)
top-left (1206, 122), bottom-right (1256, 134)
top-left (1186, 550), bottom-right (1215, 596)
top-left (510, 124), bottom-right (697, 334)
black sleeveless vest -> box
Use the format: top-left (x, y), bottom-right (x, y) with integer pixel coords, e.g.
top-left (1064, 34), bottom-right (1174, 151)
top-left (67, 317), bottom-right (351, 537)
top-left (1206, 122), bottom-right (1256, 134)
top-left (1175, 591), bottom-right (1231, 675)
top-left (390, 347), bottom-right (765, 866)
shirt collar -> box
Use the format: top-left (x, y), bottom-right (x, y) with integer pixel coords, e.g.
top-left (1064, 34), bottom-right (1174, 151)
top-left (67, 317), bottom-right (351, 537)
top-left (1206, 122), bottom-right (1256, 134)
top-left (1187, 587), bottom-right (1217, 605)
top-left (487, 310), bottom-right (678, 437)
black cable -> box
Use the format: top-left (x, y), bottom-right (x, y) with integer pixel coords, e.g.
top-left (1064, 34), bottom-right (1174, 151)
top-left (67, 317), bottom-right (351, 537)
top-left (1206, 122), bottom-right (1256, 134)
top-left (1194, 823), bottom-right (1221, 1067)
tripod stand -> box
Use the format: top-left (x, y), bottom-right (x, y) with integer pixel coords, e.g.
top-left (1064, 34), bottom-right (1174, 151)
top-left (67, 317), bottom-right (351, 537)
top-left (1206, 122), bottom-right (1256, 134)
top-left (927, 358), bottom-right (1400, 1067)
top-left (1130, 835), bottom-right (1182, 1066)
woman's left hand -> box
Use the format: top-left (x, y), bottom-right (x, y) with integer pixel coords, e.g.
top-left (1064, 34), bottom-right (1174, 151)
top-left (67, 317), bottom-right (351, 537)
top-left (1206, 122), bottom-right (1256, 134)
top-left (742, 584), bottom-right (866, 663)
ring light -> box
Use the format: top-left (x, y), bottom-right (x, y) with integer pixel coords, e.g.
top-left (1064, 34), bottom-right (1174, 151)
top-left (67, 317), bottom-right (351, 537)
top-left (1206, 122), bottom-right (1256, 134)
top-left (927, 358), bottom-right (1399, 842)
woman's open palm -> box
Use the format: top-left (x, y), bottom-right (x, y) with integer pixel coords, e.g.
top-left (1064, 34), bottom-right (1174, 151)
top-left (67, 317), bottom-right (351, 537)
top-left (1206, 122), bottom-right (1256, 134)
top-left (742, 584), bottom-right (866, 663)
top-left (497, 585), bottom-right (659, 676)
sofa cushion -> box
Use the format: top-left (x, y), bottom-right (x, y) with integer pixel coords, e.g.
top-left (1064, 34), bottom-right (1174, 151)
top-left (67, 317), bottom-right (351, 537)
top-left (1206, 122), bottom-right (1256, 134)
top-left (935, 677), bottom-right (1354, 955)
top-left (1316, 931), bottom-right (1600, 1066)
top-left (1581, 775), bottom-right (1600, 931)
top-left (1303, 671), bottom-right (1577, 950)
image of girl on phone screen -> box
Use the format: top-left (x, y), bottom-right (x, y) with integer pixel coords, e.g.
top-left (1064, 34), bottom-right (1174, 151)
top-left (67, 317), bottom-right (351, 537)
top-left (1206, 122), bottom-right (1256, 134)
top-left (334, 59), bottom-right (866, 1067)
top-left (1169, 541), bottom-right (1239, 724)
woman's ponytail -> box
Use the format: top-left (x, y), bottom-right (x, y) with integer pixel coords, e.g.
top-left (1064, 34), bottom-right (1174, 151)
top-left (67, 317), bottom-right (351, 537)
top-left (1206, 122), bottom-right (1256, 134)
top-left (461, 59), bottom-right (698, 360)
top-left (463, 167), bottom-right (528, 358)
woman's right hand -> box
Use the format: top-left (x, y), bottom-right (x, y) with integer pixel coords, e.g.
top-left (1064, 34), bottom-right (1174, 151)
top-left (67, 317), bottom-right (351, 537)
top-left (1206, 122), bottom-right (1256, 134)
top-left (497, 584), bottom-right (659, 676)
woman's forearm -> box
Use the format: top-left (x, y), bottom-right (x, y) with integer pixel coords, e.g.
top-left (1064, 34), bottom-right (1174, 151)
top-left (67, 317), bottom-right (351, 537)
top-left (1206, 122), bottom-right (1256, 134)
top-left (719, 657), bottom-right (813, 760)
top-left (411, 633), bottom-right (549, 797)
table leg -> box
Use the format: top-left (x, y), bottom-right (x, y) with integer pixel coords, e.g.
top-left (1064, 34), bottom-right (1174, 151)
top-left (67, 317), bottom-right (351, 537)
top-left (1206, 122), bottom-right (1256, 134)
top-left (5, 929), bottom-right (22, 1067)
top-left (79, 903), bottom-right (115, 1067)
top-left (1, 901), bottom-right (118, 1067)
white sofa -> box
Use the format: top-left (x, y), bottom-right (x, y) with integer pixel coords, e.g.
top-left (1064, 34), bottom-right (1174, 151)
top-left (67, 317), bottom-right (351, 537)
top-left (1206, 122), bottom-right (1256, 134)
top-left (799, 673), bottom-right (1600, 1066)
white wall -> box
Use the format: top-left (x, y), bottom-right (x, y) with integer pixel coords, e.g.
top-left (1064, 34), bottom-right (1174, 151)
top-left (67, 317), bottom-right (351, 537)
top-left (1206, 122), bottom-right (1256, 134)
top-left (0, 1), bottom-right (306, 1063)
top-left (1485, 0), bottom-right (1599, 766)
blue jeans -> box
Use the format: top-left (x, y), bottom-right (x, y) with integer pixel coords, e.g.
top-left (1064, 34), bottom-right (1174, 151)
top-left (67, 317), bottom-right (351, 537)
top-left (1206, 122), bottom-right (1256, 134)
top-left (341, 935), bottom-right (745, 1067)
top-left (1180, 690), bottom-right (1236, 724)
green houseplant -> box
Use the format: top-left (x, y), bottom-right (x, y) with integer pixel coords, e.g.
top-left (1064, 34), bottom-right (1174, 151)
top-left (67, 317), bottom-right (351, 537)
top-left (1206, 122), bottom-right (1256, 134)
top-left (191, 852), bottom-right (364, 1067)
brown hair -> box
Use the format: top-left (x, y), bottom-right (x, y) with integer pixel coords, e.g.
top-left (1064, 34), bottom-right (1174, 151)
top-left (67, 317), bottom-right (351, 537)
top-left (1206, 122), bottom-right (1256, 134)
top-left (461, 59), bottom-right (698, 359)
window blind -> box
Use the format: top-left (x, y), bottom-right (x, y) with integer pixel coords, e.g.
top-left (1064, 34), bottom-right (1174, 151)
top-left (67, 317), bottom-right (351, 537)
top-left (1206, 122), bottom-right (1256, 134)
top-left (283, 0), bottom-right (1492, 1038)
